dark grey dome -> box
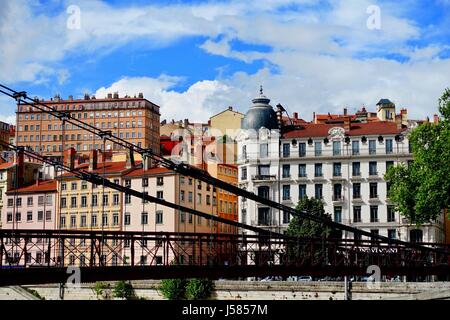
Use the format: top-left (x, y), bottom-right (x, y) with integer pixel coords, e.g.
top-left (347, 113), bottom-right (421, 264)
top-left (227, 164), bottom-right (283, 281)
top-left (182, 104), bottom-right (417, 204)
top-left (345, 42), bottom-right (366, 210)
top-left (242, 88), bottom-right (278, 130)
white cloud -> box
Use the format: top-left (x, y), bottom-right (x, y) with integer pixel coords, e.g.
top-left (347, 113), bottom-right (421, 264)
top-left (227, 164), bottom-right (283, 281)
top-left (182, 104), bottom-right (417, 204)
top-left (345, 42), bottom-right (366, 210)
top-left (94, 76), bottom-right (232, 123)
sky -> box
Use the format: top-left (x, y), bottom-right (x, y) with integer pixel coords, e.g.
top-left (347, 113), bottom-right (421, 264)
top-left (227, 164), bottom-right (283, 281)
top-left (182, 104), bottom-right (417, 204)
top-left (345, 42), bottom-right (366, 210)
top-left (0, 0), bottom-right (449, 124)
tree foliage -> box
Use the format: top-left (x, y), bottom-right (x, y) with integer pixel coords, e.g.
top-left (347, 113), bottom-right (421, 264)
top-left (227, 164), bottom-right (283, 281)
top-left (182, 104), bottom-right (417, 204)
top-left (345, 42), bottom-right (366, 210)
top-left (113, 281), bottom-right (136, 300)
top-left (185, 279), bottom-right (214, 300)
top-left (159, 279), bottom-right (187, 300)
top-left (286, 197), bottom-right (341, 263)
top-left (385, 88), bottom-right (450, 224)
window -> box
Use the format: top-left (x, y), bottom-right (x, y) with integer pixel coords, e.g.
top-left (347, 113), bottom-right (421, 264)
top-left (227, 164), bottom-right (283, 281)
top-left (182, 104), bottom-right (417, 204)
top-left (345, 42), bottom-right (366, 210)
top-left (353, 183), bottom-right (361, 198)
top-left (61, 197), bottom-right (67, 208)
top-left (37, 211), bottom-right (44, 221)
top-left (179, 211), bottom-right (185, 223)
top-left (333, 184), bottom-right (342, 200)
top-left (298, 164), bottom-right (306, 177)
top-left (27, 211), bottom-right (33, 221)
top-left (260, 143), bottom-right (268, 158)
top-left (113, 194), bottom-right (119, 205)
top-left (71, 182), bottom-right (77, 190)
top-left (388, 229), bottom-right (396, 239)
top-left (38, 196), bottom-right (44, 206)
top-left (258, 186), bottom-right (270, 199)
top-left (334, 207), bottom-right (342, 223)
top-left (81, 181), bottom-right (88, 190)
top-left (314, 142), bottom-right (322, 156)
top-left (80, 215), bottom-right (87, 227)
top-left (282, 185), bottom-right (290, 200)
top-left (180, 190), bottom-right (185, 201)
top-left (71, 196), bottom-right (77, 208)
top-left (197, 193), bottom-right (201, 205)
top-left (124, 212), bottom-right (131, 225)
top-left (299, 184), bottom-right (307, 199)
top-left (282, 164), bottom-right (290, 178)
top-left (45, 210), bottom-right (51, 221)
top-left (157, 177), bottom-right (164, 186)
top-left (385, 139), bottom-right (393, 154)
top-left (16, 198), bottom-right (22, 207)
top-left (142, 178), bottom-right (148, 187)
top-left (188, 192), bottom-right (193, 203)
top-left (333, 141), bottom-right (341, 156)
top-left (369, 140), bottom-right (376, 154)
top-left (156, 211), bottom-right (163, 224)
top-left (102, 214), bottom-right (108, 226)
top-left (91, 215), bottom-right (97, 227)
top-left (299, 142), bottom-right (306, 157)
top-left (70, 215), bottom-right (76, 228)
top-left (314, 184), bottom-right (323, 199)
top-left (387, 205), bottom-right (396, 222)
top-left (60, 216), bottom-right (66, 228)
top-left (369, 183), bottom-right (378, 198)
top-left (282, 143), bottom-right (290, 157)
top-left (283, 211), bottom-right (290, 224)
top-left (242, 145), bottom-right (247, 159)
top-left (258, 165), bottom-right (270, 177)
top-left (91, 194), bottom-right (98, 207)
top-left (141, 212), bottom-right (148, 225)
top-left (314, 163), bottom-right (322, 177)
top-left (258, 208), bottom-right (271, 226)
top-left (333, 163), bottom-right (341, 176)
top-left (113, 213), bottom-right (119, 226)
top-left (124, 179), bottom-right (131, 187)
top-left (353, 206), bottom-right (361, 223)
top-left (102, 194), bottom-right (108, 206)
top-left (352, 162), bottom-right (360, 176)
top-left (369, 161), bottom-right (377, 175)
top-left (352, 141), bottom-right (360, 155)
top-left (370, 206), bottom-right (378, 222)
top-left (125, 194), bottom-right (131, 204)
top-left (386, 161), bottom-right (394, 172)
top-left (27, 197), bottom-right (33, 206)
top-left (241, 167), bottom-right (247, 180)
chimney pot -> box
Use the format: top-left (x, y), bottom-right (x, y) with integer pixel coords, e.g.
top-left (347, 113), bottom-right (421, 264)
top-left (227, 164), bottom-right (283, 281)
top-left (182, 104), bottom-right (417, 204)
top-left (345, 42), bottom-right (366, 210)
top-left (433, 114), bottom-right (439, 124)
top-left (89, 149), bottom-right (98, 170)
top-left (343, 107), bottom-right (348, 116)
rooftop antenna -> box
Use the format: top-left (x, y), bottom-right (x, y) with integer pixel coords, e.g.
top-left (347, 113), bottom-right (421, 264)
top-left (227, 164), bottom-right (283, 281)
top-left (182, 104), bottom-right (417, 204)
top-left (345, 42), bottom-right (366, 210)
top-left (260, 85), bottom-right (263, 95)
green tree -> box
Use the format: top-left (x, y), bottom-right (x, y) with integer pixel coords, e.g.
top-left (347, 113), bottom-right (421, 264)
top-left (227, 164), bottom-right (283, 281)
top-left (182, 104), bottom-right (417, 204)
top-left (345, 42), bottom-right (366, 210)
top-left (286, 197), bottom-right (341, 264)
top-left (185, 279), bottom-right (214, 300)
top-left (159, 279), bottom-right (186, 300)
top-left (113, 281), bottom-right (136, 300)
top-left (385, 88), bottom-right (450, 224)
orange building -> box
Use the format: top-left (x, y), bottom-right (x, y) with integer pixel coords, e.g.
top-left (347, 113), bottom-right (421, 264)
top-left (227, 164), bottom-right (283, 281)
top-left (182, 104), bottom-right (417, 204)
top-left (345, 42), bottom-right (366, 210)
top-left (16, 93), bottom-right (160, 161)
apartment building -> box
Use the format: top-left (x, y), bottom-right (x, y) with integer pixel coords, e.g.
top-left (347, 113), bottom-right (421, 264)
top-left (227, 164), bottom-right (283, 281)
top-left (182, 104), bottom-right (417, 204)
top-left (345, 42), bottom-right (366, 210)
top-left (16, 93), bottom-right (160, 160)
top-left (237, 92), bottom-right (445, 243)
top-left (1, 180), bottom-right (57, 265)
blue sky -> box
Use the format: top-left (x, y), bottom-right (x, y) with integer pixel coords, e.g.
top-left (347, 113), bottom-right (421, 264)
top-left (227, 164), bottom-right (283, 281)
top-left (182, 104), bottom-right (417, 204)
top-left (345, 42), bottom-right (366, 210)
top-left (0, 0), bottom-right (449, 123)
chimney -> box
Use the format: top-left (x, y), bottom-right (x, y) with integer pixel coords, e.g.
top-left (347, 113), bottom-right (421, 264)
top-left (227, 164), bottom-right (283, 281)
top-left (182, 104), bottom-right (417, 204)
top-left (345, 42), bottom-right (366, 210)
top-left (63, 147), bottom-right (76, 171)
top-left (343, 116), bottom-right (351, 132)
top-left (107, 93), bottom-right (113, 99)
top-left (89, 149), bottom-right (98, 170)
top-left (293, 112), bottom-right (298, 120)
top-left (113, 92), bottom-right (119, 99)
top-left (15, 147), bottom-right (25, 188)
top-left (343, 107), bottom-right (348, 116)
top-left (84, 93), bottom-right (90, 100)
top-left (228, 106), bottom-right (233, 111)
top-left (433, 114), bottom-right (439, 124)
top-left (138, 92), bottom-right (144, 98)
top-left (68, 95), bottom-right (73, 101)
top-left (126, 148), bottom-right (135, 169)
top-left (184, 119), bottom-right (189, 128)
top-left (313, 112), bottom-right (316, 123)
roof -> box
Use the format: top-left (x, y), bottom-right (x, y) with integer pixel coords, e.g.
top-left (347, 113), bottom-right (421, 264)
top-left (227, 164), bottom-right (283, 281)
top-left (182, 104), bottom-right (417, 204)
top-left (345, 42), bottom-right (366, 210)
top-left (62, 161), bottom-right (141, 177)
top-left (282, 121), bottom-right (406, 139)
top-left (6, 180), bottom-right (57, 194)
top-left (124, 167), bottom-right (174, 177)
top-left (210, 107), bottom-right (245, 119)
top-left (377, 99), bottom-right (393, 105)
top-left (0, 162), bottom-right (14, 170)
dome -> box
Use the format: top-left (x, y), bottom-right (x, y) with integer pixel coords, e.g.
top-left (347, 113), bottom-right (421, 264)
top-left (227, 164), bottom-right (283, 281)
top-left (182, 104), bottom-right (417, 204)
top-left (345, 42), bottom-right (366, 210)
top-left (242, 87), bottom-right (278, 131)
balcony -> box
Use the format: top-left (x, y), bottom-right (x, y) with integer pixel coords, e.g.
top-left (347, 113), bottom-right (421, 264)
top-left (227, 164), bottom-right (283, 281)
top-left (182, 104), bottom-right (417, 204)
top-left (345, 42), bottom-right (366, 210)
top-left (252, 175), bottom-right (277, 181)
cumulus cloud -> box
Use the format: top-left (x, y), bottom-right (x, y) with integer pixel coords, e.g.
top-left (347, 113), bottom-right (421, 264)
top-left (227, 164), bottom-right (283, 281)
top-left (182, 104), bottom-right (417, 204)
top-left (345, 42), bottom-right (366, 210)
top-left (94, 76), bottom-right (233, 123)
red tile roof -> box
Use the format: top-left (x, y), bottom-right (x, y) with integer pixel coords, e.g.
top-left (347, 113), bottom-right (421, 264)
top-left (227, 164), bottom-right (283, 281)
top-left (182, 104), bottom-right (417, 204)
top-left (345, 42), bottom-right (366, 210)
top-left (282, 121), bottom-right (405, 139)
top-left (124, 167), bottom-right (174, 177)
top-left (7, 180), bottom-right (57, 194)
top-left (62, 161), bottom-right (142, 177)
top-left (0, 162), bottom-right (14, 170)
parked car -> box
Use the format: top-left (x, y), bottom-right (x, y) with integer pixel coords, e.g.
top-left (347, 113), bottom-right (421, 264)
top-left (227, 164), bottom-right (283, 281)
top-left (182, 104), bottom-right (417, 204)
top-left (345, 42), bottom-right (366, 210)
top-left (297, 276), bottom-right (313, 282)
top-left (260, 276), bottom-right (282, 282)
